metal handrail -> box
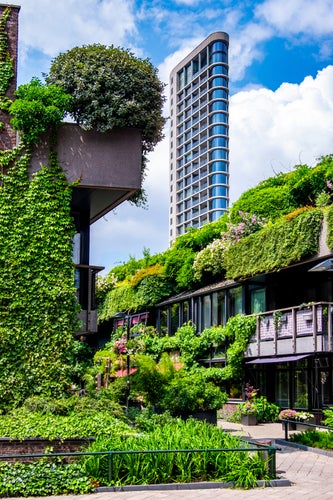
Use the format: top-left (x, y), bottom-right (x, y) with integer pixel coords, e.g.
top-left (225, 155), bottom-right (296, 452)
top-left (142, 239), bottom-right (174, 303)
top-left (281, 419), bottom-right (333, 441)
top-left (0, 444), bottom-right (277, 483)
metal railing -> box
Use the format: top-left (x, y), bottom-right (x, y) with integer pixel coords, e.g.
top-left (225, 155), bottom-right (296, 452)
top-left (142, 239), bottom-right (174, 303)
top-left (0, 444), bottom-right (277, 482)
top-left (281, 419), bottom-right (333, 441)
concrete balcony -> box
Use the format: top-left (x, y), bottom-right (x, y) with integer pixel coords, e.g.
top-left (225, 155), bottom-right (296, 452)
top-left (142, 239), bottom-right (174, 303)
top-left (30, 123), bottom-right (142, 223)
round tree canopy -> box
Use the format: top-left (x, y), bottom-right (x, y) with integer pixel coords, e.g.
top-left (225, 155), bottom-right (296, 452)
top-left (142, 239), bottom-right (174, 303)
top-left (47, 44), bottom-right (166, 154)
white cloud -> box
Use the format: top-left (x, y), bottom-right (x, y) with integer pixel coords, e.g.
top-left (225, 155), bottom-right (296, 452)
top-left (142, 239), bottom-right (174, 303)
top-left (229, 22), bottom-right (273, 81)
top-left (17, 0), bottom-right (136, 57)
top-left (256, 0), bottom-right (333, 36)
top-left (229, 65), bottom-right (333, 202)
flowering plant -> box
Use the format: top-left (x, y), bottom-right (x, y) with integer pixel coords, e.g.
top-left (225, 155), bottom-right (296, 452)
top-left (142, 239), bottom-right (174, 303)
top-left (278, 409), bottom-right (313, 421)
top-left (295, 411), bottom-right (313, 422)
top-left (240, 401), bottom-right (257, 416)
top-left (278, 409), bottom-right (298, 420)
top-left (113, 336), bottom-right (145, 355)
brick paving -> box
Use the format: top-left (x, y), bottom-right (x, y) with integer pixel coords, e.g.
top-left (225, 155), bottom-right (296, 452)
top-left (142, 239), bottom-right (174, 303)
top-left (12, 421), bottom-right (333, 500)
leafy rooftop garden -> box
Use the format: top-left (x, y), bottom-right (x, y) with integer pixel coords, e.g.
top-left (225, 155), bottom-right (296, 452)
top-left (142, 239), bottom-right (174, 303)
top-left (97, 154), bottom-right (333, 320)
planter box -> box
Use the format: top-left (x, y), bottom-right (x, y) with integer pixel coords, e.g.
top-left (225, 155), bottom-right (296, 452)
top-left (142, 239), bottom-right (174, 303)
top-left (241, 414), bottom-right (257, 426)
top-left (191, 409), bottom-right (217, 425)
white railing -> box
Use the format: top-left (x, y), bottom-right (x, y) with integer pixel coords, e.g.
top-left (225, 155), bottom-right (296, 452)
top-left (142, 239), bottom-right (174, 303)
top-left (245, 302), bottom-right (333, 358)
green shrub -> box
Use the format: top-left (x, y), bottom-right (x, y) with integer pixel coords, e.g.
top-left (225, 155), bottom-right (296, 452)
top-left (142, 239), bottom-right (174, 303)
top-left (0, 460), bottom-right (94, 497)
top-left (290, 429), bottom-right (333, 450)
top-left (9, 78), bottom-right (73, 144)
top-left (48, 44), bottom-right (165, 155)
top-left (224, 209), bottom-right (323, 280)
top-left (0, 409), bottom-right (132, 440)
top-left (160, 369), bottom-right (227, 415)
top-left (82, 418), bottom-right (270, 488)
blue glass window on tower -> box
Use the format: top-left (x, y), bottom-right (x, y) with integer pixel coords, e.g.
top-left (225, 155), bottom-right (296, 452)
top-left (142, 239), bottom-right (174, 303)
top-left (210, 149), bottom-right (228, 160)
top-left (211, 210), bottom-right (225, 221)
top-left (210, 41), bottom-right (228, 52)
top-left (209, 77), bottom-right (228, 88)
top-left (200, 48), bottom-right (207, 69)
top-left (210, 125), bottom-right (228, 136)
top-left (209, 65), bottom-right (228, 76)
top-left (209, 112), bottom-right (228, 124)
top-left (211, 173), bottom-right (228, 185)
top-left (209, 137), bottom-right (228, 148)
top-left (178, 70), bottom-right (185, 90)
top-left (210, 195), bottom-right (228, 207)
top-left (210, 89), bottom-right (228, 100)
top-left (193, 56), bottom-right (199, 75)
top-left (210, 161), bottom-right (228, 172)
top-left (209, 101), bottom-right (228, 112)
top-left (209, 41), bottom-right (228, 64)
top-left (209, 52), bottom-right (227, 63)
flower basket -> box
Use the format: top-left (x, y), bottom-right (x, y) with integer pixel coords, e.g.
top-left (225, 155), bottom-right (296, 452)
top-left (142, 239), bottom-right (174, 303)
top-left (241, 414), bottom-right (257, 426)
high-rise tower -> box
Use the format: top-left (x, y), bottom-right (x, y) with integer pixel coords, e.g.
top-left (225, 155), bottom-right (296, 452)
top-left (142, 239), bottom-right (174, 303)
top-left (169, 32), bottom-right (229, 241)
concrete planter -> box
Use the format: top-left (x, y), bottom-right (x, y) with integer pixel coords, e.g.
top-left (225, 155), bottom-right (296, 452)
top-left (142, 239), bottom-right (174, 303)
top-left (241, 414), bottom-right (257, 426)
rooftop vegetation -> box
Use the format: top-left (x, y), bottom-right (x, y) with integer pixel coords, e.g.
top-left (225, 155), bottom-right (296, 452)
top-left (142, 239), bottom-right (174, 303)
top-left (97, 154), bottom-right (333, 320)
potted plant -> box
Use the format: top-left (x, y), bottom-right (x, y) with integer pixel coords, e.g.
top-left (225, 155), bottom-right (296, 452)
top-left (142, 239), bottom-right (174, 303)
top-left (240, 401), bottom-right (257, 426)
top-left (278, 409), bottom-right (298, 430)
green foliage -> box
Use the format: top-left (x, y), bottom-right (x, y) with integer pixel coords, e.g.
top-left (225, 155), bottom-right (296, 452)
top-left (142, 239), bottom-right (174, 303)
top-left (235, 397), bottom-right (279, 423)
top-left (97, 155), bottom-right (333, 322)
top-left (193, 238), bottom-right (225, 281)
top-left (229, 184), bottom-right (294, 223)
top-left (0, 151), bottom-right (79, 410)
top-left (9, 78), bottom-right (73, 144)
top-left (0, 461), bottom-right (94, 497)
top-left (230, 156), bottom-right (333, 224)
top-left (0, 406), bottom-right (132, 440)
top-left (83, 418), bottom-right (269, 488)
top-left (131, 354), bottom-right (172, 406)
top-left (323, 406), bottom-right (333, 427)
top-left (222, 315), bottom-right (257, 380)
top-left (47, 44), bottom-right (165, 155)
top-left (0, 7), bottom-right (14, 98)
top-left (160, 369), bottom-right (228, 414)
top-left (171, 215), bottom-right (228, 251)
top-left (289, 429), bottom-right (333, 450)
top-left (135, 273), bottom-right (173, 307)
top-left (224, 209), bottom-right (323, 280)
top-left (163, 247), bottom-right (197, 291)
top-left (326, 205), bottom-right (333, 250)
top-left (98, 283), bottom-right (137, 321)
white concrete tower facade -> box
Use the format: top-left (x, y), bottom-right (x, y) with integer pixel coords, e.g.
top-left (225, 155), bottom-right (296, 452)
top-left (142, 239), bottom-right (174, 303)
top-left (169, 32), bottom-right (229, 241)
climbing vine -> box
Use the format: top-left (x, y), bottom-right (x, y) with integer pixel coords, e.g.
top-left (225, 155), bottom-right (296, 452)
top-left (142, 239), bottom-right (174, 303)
top-left (0, 146), bottom-right (79, 409)
top-left (0, 14), bottom-right (78, 410)
top-left (0, 7), bottom-right (14, 98)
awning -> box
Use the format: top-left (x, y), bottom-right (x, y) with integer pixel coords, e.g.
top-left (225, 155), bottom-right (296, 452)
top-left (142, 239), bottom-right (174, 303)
top-left (246, 354), bottom-right (310, 365)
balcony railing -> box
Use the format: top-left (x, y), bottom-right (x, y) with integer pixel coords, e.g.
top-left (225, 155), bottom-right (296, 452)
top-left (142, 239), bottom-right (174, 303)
top-left (245, 302), bottom-right (333, 358)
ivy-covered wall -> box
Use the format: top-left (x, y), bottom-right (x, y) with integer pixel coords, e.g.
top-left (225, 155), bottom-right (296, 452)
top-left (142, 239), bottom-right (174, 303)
top-left (0, 149), bottom-right (78, 408)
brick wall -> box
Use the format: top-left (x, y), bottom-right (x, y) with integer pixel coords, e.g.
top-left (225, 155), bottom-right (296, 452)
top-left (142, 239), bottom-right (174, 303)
top-left (0, 4), bottom-right (20, 151)
top-left (0, 438), bottom-right (93, 463)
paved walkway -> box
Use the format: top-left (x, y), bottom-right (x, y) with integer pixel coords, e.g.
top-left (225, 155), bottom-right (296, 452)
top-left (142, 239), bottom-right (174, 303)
top-left (10, 421), bottom-right (333, 499)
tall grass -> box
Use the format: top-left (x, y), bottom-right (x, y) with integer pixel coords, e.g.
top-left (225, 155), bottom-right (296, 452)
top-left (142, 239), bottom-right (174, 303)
top-left (82, 418), bottom-right (270, 489)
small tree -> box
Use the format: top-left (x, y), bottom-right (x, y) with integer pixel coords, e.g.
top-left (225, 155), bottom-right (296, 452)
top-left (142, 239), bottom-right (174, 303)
top-left (47, 44), bottom-right (166, 155)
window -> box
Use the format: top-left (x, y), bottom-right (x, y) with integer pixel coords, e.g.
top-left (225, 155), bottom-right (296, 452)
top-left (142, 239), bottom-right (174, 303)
top-left (250, 286), bottom-right (266, 313)
top-left (212, 291), bottom-right (225, 325)
top-left (229, 287), bottom-right (243, 316)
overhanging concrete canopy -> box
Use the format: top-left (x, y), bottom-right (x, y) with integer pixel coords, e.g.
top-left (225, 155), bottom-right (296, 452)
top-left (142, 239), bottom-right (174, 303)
top-left (30, 123), bottom-right (142, 223)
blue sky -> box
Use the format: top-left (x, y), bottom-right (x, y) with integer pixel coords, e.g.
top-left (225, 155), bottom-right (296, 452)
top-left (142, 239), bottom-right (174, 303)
top-left (12, 0), bottom-right (333, 273)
